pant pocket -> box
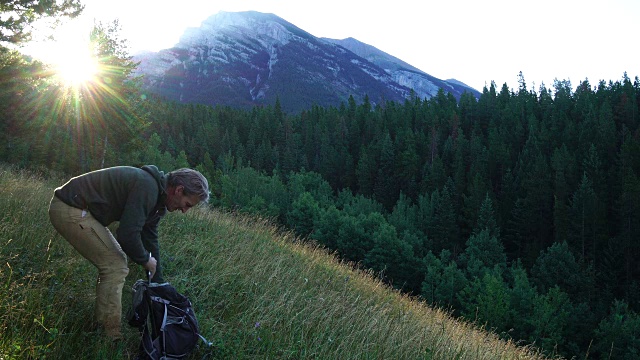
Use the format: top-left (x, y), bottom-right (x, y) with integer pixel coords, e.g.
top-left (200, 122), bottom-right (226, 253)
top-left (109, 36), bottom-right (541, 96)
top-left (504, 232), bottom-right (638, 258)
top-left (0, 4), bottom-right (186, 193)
top-left (84, 223), bottom-right (112, 250)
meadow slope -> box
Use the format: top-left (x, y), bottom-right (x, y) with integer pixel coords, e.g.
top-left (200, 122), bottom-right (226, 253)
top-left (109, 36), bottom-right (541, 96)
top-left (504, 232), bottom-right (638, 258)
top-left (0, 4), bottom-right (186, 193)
top-left (0, 164), bottom-right (556, 359)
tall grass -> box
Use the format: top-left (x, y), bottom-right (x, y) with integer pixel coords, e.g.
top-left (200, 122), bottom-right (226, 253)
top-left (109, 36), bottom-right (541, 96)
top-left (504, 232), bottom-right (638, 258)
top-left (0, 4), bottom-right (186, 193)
top-left (0, 164), bottom-right (557, 359)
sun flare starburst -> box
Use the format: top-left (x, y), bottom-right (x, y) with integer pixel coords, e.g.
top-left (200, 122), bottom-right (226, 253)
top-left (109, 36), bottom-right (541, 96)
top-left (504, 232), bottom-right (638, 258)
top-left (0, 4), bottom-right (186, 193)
top-left (27, 23), bottom-right (101, 87)
top-left (53, 48), bottom-right (99, 85)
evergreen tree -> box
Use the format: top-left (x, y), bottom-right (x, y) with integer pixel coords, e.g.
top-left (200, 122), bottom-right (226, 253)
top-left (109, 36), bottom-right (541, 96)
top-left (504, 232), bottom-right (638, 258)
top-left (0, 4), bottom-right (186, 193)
top-left (582, 143), bottom-right (607, 208)
top-left (355, 144), bottom-right (376, 196)
top-left (415, 193), bottom-right (433, 240)
top-left (83, 20), bottom-right (147, 169)
top-left (395, 128), bottom-right (419, 199)
top-left (474, 193), bottom-right (500, 238)
top-left (428, 182), bottom-right (459, 254)
top-left (550, 144), bottom-right (575, 243)
top-left (528, 286), bottom-right (573, 356)
top-left (459, 272), bottom-right (511, 334)
top-left (508, 261), bottom-right (537, 341)
top-left (335, 212), bottom-right (384, 263)
top-left (594, 300), bottom-right (640, 359)
top-left (504, 197), bottom-right (528, 261)
top-left (312, 205), bottom-right (343, 249)
top-left (568, 172), bottom-right (602, 263)
top-left (517, 136), bottom-right (554, 256)
top-left (419, 155), bottom-right (446, 195)
top-left (387, 192), bottom-right (417, 237)
top-left (421, 250), bottom-right (466, 310)
top-left (373, 130), bottom-right (398, 210)
top-left (287, 192), bottom-right (321, 237)
top-left (463, 172), bottom-right (491, 237)
top-left (339, 190), bottom-right (385, 217)
top-left (363, 221), bottom-right (417, 292)
top-left (459, 229), bottom-right (507, 280)
top-left (531, 241), bottom-right (590, 300)
top-left (287, 170), bottom-right (334, 209)
top-left (614, 132), bottom-right (640, 290)
top-left (0, 0), bottom-right (83, 44)
top-left (0, 48), bottom-right (42, 164)
top-left (486, 124), bottom-right (510, 192)
top-left (596, 99), bottom-right (618, 169)
top-left (196, 152), bottom-right (217, 187)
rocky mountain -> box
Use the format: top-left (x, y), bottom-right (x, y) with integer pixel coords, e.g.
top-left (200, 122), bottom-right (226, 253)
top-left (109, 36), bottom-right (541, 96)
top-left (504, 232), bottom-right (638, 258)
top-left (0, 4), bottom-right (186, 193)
top-left (134, 11), bottom-right (479, 114)
top-left (322, 37), bottom-right (479, 100)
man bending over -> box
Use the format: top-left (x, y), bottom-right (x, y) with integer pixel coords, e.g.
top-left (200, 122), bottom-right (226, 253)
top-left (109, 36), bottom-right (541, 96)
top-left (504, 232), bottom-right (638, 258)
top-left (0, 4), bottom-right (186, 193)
top-left (48, 165), bottom-right (209, 340)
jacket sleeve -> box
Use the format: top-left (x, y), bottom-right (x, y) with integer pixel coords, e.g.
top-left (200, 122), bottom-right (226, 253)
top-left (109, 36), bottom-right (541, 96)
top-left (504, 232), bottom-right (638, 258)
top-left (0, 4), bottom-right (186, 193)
top-left (115, 183), bottom-right (156, 266)
top-left (141, 214), bottom-right (164, 282)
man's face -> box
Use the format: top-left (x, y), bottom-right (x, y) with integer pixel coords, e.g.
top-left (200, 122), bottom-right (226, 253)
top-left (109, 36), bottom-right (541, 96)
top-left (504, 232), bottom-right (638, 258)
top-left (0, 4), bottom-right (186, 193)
top-left (166, 185), bottom-right (201, 213)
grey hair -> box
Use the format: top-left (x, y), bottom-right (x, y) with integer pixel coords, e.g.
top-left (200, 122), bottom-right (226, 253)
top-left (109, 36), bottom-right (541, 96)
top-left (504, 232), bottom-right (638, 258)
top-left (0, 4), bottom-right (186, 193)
top-left (167, 168), bottom-right (210, 203)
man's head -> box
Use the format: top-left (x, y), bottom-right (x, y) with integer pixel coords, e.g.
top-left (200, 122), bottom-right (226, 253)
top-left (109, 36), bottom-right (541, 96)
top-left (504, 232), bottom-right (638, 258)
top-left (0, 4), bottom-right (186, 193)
top-left (165, 168), bottom-right (210, 213)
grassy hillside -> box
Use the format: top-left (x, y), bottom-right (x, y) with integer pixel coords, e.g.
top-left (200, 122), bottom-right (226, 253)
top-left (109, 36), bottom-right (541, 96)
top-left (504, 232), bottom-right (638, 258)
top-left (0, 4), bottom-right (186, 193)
top-left (0, 164), bottom-right (555, 359)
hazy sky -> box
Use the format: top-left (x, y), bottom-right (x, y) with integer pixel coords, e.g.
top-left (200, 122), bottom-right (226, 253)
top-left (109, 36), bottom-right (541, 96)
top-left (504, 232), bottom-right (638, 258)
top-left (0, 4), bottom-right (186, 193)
top-left (31, 0), bottom-right (640, 92)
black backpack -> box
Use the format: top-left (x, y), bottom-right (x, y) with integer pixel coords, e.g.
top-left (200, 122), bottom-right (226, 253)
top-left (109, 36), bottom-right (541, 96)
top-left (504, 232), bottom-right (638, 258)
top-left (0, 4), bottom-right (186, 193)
top-left (127, 278), bottom-right (211, 360)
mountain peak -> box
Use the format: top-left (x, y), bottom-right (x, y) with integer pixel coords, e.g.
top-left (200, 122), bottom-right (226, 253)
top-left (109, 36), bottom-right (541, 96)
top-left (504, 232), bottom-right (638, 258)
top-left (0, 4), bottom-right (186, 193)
top-left (179, 11), bottom-right (295, 49)
top-left (134, 11), bottom-right (479, 113)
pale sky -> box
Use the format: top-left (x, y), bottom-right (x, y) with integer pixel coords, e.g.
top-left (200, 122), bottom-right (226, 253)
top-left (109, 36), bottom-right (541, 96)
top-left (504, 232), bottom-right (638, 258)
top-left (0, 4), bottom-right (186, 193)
top-left (28, 0), bottom-right (640, 93)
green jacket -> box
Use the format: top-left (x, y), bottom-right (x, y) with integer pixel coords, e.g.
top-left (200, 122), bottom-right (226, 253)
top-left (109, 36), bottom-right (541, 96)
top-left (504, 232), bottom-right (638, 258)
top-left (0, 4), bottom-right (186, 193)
top-left (55, 165), bottom-right (167, 281)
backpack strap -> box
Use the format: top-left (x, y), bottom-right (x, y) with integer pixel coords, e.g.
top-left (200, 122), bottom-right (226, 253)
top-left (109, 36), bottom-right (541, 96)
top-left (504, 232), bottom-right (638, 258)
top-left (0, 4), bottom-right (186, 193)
top-left (142, 294), bottom-right (171, 359)
top-left (198, 333), bottom-right (213, 347)
top-left (141, 322), bottom-right (161, 360)
top-left (160, 303), bottom-right (169, 358)
top-left (150, 296), bottom-right (170, 304)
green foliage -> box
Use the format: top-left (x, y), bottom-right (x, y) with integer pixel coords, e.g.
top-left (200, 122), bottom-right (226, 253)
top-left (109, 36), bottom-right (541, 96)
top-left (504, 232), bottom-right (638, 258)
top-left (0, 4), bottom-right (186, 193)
top-left (459, 229), bottom-right (507, 280)
top-left (527, 287), bottom-right (573, 355)
top-left (507, 262), bottom-right (537, 341)
top-left (459, 272), bottom-right (512, 334)
top-left (427, 181), bottom-right (460, 253)
top-left (387, 192), bottom-right (418, 237)
top-left (568, 172), bottom-right (603, 263)
top-left (312, 205), bottom-right (343, 249)
top-left (530, 241), bottom-right (589, 299)
top-left (421, 250), bottom-right (466, 310)
top-left (474, 193), bottom-right (500, 238)
top-left (0, 0), bottom-right (83, 44)
top-left (594, 300), bottom-right (640, 359)
top-left (337, 189), bottom-right (384, 217)
top-left (0, 47), bottom-right (39, 163)
top-left (335, 212), bottom-right (389, 263)
top-left (287, 169), bottom-right (334, 209)
top-left (550, 144), bottom-right (575, 243)
top-left (216, 166), bottom-right (287, 219)
top-left (286, 192), bottom-right (320, 237)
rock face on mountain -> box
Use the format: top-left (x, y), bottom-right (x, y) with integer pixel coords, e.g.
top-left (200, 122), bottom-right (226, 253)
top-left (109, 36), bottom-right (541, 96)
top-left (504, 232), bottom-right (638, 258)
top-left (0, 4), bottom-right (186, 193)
top-left (323, 37), bottom-right (479, 101)
top-left (134, 11), bottom-right (479, 113)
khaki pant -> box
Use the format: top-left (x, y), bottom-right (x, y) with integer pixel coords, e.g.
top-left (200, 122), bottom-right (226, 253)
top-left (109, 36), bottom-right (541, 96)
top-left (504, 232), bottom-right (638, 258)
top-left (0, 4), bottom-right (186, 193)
top-left (48, 195), bottom-right (129, 338)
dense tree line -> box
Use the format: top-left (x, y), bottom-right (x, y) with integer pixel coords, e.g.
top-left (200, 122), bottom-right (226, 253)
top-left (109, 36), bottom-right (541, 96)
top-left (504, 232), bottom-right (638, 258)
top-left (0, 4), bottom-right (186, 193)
top-left (128, 76), bottom-right (639, 358)
top-left (2, 14), bottom-right (639, 357)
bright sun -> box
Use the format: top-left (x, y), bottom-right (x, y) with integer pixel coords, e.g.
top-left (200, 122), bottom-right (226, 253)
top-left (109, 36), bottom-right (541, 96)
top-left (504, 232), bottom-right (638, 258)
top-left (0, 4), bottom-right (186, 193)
top-left (50, 41), bottom-right (99, 86)
top-left (53, 46), bottom-right (99, 85)
top-left (26, 22), bottom-right (100, 86)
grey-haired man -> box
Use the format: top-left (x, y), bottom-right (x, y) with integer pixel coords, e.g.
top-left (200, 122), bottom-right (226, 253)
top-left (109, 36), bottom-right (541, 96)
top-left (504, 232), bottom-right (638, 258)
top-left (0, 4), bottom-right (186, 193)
top-left (48, 165), bottom-right (209, 339)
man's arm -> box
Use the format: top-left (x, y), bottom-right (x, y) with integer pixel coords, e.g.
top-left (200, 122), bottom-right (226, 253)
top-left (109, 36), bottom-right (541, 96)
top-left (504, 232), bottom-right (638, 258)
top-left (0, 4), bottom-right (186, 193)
top-left (116, 179), bottom-right (158, 273)
top-left (141, 216), bottom-right (163, 282)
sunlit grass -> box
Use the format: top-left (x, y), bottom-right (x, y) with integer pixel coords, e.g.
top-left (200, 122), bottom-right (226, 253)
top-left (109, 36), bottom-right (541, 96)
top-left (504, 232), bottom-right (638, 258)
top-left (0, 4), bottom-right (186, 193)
top-left (0, 163), bottom-right (557, 359)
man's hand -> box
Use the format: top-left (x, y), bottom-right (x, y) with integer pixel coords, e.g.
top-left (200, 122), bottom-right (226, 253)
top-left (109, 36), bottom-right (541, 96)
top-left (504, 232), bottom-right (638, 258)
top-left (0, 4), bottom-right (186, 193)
top-left (144, 256), bottom-right (157, 280)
